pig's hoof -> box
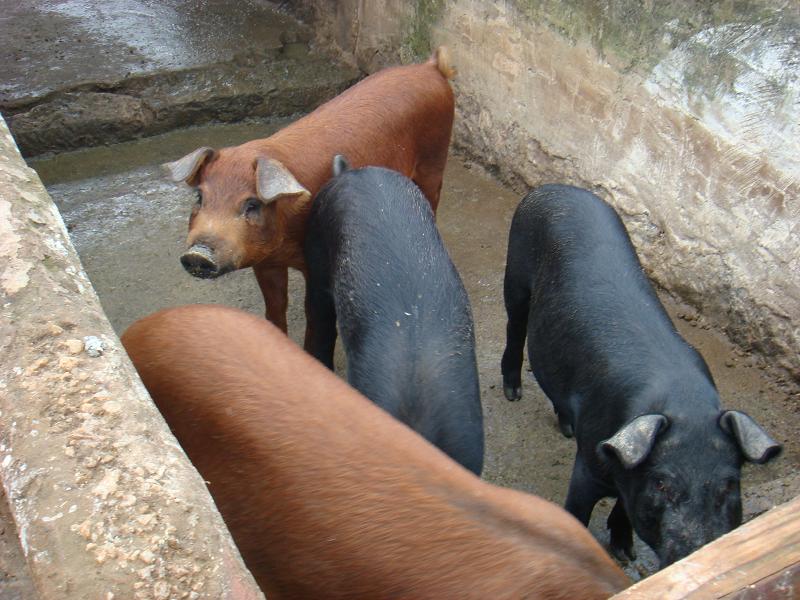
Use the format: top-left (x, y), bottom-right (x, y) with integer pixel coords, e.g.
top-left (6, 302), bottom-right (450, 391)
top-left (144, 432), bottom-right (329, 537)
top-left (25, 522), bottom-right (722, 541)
top-left (557, 415), bottom-right (574, 438)
top-left (503, 384), bottom-right (522, 401)
top-left (609, 542), bottom-right (637, 563)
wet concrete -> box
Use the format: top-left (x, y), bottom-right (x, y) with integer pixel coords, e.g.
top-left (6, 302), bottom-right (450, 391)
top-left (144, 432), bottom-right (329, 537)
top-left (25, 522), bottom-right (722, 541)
top-left (32, 121), bottom-right (800, 582)
top-left (0, 0), bottom-right (360, 156)
top-left (1, 0), bottom-right (306, 103)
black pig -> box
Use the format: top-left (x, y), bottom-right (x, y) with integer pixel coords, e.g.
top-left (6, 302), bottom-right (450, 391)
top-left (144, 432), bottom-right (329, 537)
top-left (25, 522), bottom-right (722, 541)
top-left (501, 184), bottom-right (781, 567)
top-left (305, 156), bottom-right (484, 475)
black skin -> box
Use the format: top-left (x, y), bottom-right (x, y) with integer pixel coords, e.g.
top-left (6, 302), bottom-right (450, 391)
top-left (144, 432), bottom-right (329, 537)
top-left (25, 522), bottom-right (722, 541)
top-left (304, 161), bottom-right (484, 475)
top-left (501, 184), bottom-right (780, 568)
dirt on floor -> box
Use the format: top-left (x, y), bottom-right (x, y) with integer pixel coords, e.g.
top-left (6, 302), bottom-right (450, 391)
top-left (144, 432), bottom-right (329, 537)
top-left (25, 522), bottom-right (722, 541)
top-left (31, 121), bottom-right (800, 581)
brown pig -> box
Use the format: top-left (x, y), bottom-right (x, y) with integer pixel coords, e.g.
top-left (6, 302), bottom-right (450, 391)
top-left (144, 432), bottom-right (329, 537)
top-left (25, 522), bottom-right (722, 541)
top-left (122, 304), bottom-right (630, 600)
top-left (164, 49), bottom-right (456, 344)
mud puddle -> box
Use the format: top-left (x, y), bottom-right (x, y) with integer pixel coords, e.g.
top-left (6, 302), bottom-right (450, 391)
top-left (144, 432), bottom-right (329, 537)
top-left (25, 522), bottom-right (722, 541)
top-left (32, 121), bottom-right (800, 580)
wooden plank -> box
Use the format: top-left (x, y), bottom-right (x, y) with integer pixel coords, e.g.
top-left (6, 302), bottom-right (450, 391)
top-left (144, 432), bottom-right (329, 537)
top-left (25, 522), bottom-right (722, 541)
top-left (723, 562), bottom-right (800, 599)
top-left (610, 496), bottom-right (800, 599)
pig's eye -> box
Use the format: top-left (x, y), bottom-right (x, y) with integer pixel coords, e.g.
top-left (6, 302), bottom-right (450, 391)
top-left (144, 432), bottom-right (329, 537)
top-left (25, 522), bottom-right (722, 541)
top-left (195, 190), bottom-right (203, 206)
top-left (243, 198), bottom-right (261, 218)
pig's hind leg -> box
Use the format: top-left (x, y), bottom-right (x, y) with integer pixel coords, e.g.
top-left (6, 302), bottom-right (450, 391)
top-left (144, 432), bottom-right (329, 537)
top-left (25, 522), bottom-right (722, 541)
top-left (553, 395), bottom-right (576, 438)
top-left (500, 263), bottom-right (530, 401)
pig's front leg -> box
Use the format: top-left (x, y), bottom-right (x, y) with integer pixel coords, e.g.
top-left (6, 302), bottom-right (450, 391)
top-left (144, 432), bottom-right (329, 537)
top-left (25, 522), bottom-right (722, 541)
top-left (564, 453), bottom-right (606, 526)
top-left (254, 264), bottom-right (289, 334)
top-left (607, 498), bottom-right (636, 562)
top-left (303, 275), bottom-right (337, 367)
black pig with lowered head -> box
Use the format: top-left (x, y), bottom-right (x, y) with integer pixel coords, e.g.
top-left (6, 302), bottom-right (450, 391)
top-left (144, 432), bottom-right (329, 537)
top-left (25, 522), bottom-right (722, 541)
top-left (501, 184), bottom-right (781, 567)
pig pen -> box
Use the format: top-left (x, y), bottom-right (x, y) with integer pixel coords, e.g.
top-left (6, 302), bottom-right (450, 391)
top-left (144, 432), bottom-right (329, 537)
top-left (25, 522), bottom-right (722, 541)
top-left (29, 119), bottom-right (800, 581)
top-left (2, 0), bottom-right (798, 594)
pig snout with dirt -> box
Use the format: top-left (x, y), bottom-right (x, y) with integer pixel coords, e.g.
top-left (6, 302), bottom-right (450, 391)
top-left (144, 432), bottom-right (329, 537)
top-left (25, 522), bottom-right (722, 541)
top-left (122, 304), bottom-right (630, 600)
top-left (163, 48), bottom-right (455, 343)
top-left (500, 184), bottom-right (782, 568)
top-left (304, 157), bottom-right (484, 475)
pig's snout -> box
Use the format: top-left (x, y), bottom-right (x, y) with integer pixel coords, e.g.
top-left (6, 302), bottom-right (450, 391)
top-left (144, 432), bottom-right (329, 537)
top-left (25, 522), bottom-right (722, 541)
top-left (181, 245), bottom-right (221, 279)
top-left (658, 528), bottom-right (709, 569)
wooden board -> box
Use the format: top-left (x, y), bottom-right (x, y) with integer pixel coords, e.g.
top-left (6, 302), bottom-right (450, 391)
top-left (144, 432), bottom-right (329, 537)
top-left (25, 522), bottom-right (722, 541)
top-left (610, 495), bottom-right (800, 599)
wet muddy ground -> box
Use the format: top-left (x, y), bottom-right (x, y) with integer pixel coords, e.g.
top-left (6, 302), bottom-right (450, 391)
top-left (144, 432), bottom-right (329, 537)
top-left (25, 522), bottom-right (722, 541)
top-left (31, 121), bottom-right (800, 580)
top-left (0, 0), bottom-right (305, 102)
top-left (1, 0), bottom-right (359, 157)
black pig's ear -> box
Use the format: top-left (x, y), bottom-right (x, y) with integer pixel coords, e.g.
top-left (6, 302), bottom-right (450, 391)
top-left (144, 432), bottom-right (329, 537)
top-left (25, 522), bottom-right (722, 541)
top-left (332, 154), bottom-right (350, 177)
top-left (719, 411), bottom-right (782, 464)
top-left (163, 147), bottom-right (215, 186)
top-left (599, 414), bottom-right (669, 470)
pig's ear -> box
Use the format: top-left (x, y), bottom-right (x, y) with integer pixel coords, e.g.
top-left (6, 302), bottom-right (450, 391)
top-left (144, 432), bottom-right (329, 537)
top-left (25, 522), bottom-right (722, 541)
top-left (599, 414), bottom-right (669, 470)
top-left (162, 147), bottom-right (215, 185)
top-left (719, 411), bottom-right (782, 464)
top-left (256, 158), bottom-right (310, 205)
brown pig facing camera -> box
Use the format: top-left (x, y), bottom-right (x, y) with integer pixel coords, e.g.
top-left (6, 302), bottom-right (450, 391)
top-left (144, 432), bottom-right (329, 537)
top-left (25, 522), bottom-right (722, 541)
top-left (163, 48), bottom-right (456, 347)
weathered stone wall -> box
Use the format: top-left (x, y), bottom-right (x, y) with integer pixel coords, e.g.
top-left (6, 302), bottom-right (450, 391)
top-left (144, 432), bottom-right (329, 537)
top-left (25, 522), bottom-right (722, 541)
top-left (0, 115), bottom-right (263, 599)
top-left (296, 0), bottom-right (800, 383)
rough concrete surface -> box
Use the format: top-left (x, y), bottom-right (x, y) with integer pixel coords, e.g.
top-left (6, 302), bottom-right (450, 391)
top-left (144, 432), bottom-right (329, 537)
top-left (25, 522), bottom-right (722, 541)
top-left (0, 116), bottom-right (264, 599)
top-left (0, 0), bottom-right (360, 156)
top-left (297, 0), bottom-right (800, 386)
top-left (33, 121), bottom-right (800, 581)
top-left (0, 486), bottom-right (34, 600)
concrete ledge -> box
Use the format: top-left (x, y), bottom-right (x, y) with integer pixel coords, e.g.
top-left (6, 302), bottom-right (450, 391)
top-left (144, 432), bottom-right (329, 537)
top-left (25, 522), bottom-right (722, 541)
top-left (0, 115), bottom-right (263, 599)
top-left (0, 0), bottom-right (361, 158)
top-left (3, 55), bottom-right (360, 157)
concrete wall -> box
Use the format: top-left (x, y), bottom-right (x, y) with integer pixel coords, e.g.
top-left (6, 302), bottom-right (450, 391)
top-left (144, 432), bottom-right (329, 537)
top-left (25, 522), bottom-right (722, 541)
top-left (297, 0), bottom-right (800, 383)
top-left (0, 115), bottom-right (263, 599)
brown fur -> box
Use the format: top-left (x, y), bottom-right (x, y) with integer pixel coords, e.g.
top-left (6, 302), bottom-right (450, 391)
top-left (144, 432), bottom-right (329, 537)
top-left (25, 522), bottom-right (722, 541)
top-left (179, 49), bottom-right (455, 342)
top-left (122, 305), bottom-right (630, 600)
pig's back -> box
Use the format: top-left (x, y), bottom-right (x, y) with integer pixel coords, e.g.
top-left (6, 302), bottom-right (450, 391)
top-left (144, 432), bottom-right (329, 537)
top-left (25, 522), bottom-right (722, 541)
top-left (513, 185), bottom-right (710, 405)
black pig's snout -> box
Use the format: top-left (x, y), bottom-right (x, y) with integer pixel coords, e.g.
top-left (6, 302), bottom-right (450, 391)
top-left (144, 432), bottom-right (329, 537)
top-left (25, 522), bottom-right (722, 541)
top-left (181, 245), bottom-right (220, 279)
